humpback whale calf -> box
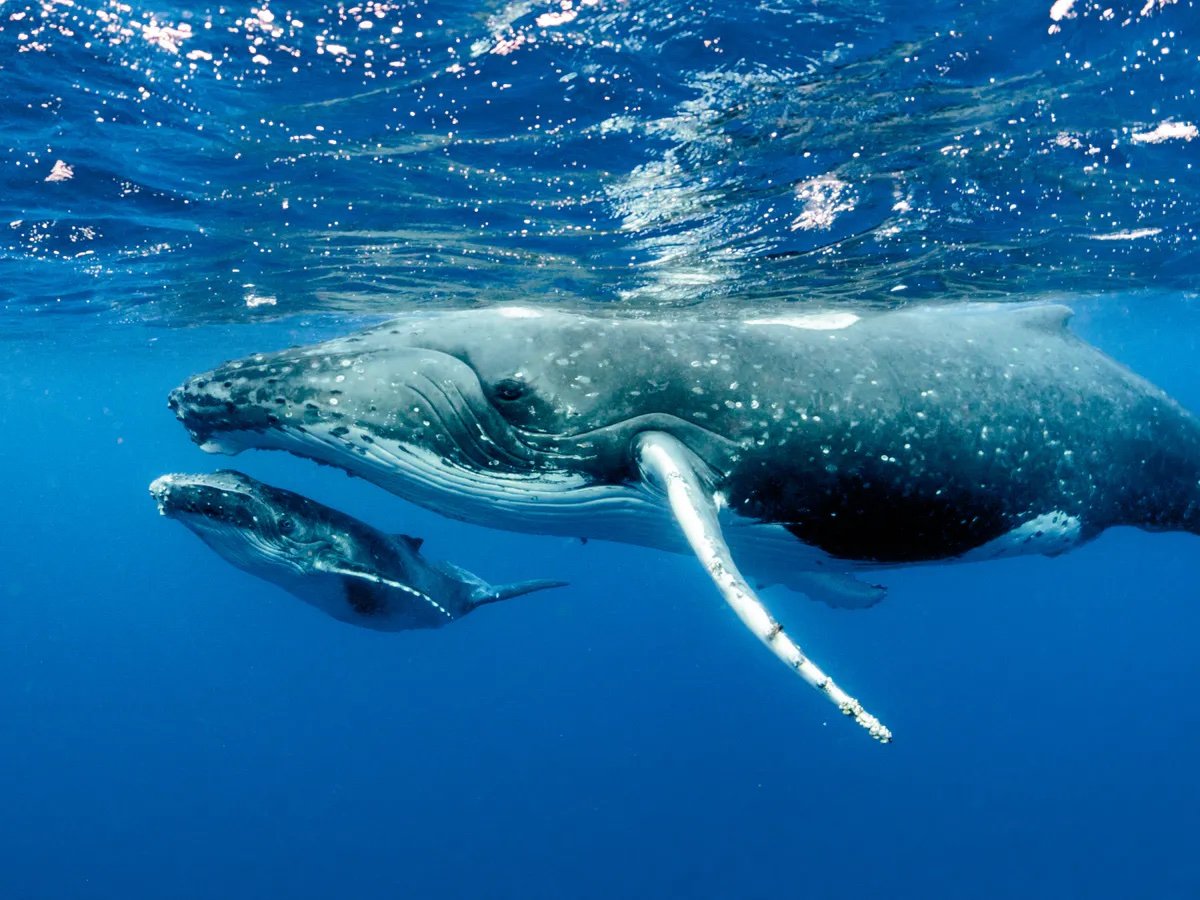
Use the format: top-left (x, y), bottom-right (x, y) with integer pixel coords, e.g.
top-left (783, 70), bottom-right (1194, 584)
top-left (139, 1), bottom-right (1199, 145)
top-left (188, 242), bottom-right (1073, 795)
top-left (150, 470), bottom-right (565, 630)
top-left (169, 304), bottom-right (1200, 741)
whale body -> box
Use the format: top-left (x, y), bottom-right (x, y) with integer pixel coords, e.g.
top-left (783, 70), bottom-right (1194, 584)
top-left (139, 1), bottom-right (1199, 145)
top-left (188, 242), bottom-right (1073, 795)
top-left (167, 304), bottom-right (1200, 740)
top-left (150, 470), bottom-right (565, 631)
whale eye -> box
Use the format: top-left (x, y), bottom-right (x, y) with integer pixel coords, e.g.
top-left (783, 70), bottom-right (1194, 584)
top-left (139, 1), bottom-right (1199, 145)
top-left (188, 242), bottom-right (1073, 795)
top-left (277, 516), bottom-right (296, 536)
top-left (493, 377), bottom-right (527, 402)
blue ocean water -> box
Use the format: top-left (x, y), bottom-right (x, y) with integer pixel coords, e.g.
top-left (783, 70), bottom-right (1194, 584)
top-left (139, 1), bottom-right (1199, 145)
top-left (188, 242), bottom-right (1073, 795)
top-left (3, 0), bottom-right (1200, 897)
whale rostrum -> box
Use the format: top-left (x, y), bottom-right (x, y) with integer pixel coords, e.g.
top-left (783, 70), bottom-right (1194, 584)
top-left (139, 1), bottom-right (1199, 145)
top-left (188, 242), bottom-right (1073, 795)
top-left (168, 304), bottom-right (1200, 742)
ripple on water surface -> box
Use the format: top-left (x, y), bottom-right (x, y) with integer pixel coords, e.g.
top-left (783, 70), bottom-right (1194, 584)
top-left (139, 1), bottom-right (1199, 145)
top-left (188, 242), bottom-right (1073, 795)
top-left (1, 0), bottom-right (1196, 324)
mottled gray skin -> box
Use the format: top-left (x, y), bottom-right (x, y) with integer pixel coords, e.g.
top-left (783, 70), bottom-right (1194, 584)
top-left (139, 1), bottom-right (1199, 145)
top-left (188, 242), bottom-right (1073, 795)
top-left (168, 305), bottom-right (1200, 567)
top-left (150, 470), bottom-right (564, 630)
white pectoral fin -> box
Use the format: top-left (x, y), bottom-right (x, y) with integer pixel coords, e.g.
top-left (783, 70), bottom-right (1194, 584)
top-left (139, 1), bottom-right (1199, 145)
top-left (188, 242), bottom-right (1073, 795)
top-left (634, 431), bottom-right (891, 744)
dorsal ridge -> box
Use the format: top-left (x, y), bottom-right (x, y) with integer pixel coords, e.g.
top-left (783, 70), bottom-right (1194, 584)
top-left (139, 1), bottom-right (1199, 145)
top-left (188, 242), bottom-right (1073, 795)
top-left (1012, 303), bottom-right (1073, 332)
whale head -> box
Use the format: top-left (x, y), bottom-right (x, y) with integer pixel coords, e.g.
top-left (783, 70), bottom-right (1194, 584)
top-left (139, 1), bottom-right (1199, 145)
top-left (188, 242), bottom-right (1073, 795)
top-left (150, 470), bottom-right (338, 576)
top-left (167, 307), bottom-right (730, 533)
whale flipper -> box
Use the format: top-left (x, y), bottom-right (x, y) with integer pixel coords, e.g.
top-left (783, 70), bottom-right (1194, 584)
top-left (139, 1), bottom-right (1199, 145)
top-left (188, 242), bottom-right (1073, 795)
top-left (754, 571), bottom-right (887, 609)
top-left (788, 572), bottom-right (888, 610)
top-left (635, 430), bottom-right (892, 743)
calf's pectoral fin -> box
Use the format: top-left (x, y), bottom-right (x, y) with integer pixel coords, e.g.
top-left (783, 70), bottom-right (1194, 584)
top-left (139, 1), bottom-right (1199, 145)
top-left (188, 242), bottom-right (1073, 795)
top-left (633, 431), bottom-right (892, 744)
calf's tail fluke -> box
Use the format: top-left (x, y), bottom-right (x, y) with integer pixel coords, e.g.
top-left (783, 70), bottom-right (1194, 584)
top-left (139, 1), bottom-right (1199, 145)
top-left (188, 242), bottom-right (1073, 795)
top-left (473, 580), bottom-right (569, 606)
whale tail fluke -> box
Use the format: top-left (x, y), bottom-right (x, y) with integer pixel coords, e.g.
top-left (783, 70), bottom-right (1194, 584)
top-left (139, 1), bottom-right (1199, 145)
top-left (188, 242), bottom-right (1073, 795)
top-left (472, 579), bottom-right (568, 607)
top-left (435, 558), bottom-right (567, 607)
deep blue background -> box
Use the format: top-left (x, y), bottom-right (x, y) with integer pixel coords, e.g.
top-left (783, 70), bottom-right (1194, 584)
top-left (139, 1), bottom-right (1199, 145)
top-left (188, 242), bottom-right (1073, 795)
top-left (1, 297), bottom-right (1198, 899)
top-left (4, 0), bottom-right (1200, 895)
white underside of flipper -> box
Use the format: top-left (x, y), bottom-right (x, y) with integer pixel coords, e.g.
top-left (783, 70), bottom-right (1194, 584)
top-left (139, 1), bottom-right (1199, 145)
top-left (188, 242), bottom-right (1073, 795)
top-left (635, 430), bottom-right (892, 743)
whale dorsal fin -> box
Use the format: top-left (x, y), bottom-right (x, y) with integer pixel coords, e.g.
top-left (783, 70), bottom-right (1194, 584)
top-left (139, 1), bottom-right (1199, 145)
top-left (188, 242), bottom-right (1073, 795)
top-left (391, 533), bottom-right (424, 552)
top-left (927, 303), bottom-right (1073, 332)
top-left (1012, 304), bottom-right (1073, 332)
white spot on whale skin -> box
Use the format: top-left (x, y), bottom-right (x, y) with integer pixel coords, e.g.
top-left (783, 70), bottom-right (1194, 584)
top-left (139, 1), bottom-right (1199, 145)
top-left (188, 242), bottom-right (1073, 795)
top-left (496, 306), bottom-right (544, 319)
top-left (745, 313), bottom-right (861, 331)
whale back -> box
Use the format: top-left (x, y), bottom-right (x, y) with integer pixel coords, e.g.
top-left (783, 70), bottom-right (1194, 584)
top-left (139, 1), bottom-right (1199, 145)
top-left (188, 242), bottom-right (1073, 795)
top-left (702, 306), bottom-right (1200, 560)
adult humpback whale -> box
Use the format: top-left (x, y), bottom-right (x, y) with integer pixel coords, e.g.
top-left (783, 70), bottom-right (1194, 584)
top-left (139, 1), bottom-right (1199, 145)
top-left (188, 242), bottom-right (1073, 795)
top-left (150, 470), bottom-right (565, 630)
top-left (169, 304), bottom-right (1200, 741)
